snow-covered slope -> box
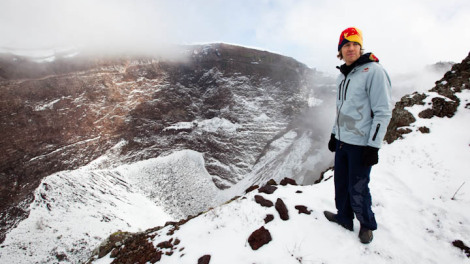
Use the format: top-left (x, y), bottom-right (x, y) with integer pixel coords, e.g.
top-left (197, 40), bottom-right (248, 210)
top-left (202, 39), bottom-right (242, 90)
top-left (1, 43), bottom-right (329, 245)
top-left (1, 48), bottom-right (468, 264)
top-left (0, 149), bottom-right (225, 263)
top-left (87, 88), bottom-right (470, 264)
top-left (0, 167), bottom-right (171, 263)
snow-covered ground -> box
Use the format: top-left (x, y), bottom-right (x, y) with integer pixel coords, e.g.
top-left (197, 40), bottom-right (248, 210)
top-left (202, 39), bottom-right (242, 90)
top-left (91, 89), bottom-right (470, 264)
top-left (1, 79), bottom-right (469, 263)
top-left (0, 169), bottom-right (172, 263)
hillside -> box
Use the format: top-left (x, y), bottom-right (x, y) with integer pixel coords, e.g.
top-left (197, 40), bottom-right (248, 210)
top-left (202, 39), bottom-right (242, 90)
top-left (0, 43), bottom-right (334, 247)
top-left (0, 44), bottom-right (336, 263)
top-left (83, 52), bottom-right (470, 264)
top-left (1, 46), bottom-right (468, 263)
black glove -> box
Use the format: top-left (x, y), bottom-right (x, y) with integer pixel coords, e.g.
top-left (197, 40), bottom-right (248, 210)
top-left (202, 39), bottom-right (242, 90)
top-left (328, 134), bottom-right (336, 152)
top-left (363, 146), bottom-right (379, 166)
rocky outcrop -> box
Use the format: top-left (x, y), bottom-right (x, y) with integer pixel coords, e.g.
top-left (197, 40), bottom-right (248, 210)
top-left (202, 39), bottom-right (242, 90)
top-left (385, 52), bottom-right (470, 143)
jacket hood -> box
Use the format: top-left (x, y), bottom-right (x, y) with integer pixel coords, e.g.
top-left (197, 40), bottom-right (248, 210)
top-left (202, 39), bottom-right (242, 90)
top-left (338, 52), bottom-right (380, 76)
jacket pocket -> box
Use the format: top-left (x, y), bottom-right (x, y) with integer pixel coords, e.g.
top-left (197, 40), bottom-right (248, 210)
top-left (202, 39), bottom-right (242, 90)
top-left (338, 80), bottom-right (344, 100)
top-left (343, 79), bottom-right (351, 100)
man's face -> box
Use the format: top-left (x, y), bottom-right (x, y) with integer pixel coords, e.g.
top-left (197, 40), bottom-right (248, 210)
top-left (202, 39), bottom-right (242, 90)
top-left (341, 42), bottom-right (361, 65)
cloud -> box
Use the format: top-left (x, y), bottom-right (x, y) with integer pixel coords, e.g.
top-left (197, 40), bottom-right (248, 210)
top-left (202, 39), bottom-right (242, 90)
top-left (0, 0), bottom-right (180, 57)
top-left (1, 0), bottom-right (469, 75)
top-left (251, 0), bottom-right (470, 75)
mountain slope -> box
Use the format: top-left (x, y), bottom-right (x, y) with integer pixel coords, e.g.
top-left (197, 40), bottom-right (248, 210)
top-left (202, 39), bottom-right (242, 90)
top-left (0, 43), bottom-right (333, 244)
top-left (84, 53), bottom-right (470, 264)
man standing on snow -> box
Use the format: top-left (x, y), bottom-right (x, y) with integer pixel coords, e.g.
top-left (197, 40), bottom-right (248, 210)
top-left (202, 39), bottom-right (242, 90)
top-left (324, 27), bottom-right (392, 244)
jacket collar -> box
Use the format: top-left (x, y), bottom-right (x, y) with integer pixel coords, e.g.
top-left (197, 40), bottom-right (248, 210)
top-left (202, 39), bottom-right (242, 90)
top-left (337, 52), bottom-right (379, 76)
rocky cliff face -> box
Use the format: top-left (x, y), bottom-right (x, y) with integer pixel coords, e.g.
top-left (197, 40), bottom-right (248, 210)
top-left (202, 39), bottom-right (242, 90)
top-left (0, 43), bottom-right (330, 243)
top-left (385, 52), bottom-right (470, 143)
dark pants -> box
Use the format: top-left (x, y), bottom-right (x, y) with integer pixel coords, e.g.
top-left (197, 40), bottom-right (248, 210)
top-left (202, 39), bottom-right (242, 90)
top-left (334, 141), bottom-right (377, 230)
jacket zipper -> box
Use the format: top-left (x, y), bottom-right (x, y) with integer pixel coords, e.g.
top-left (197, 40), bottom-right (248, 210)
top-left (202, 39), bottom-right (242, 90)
top-left (372, 123), bottom-right (381, 141)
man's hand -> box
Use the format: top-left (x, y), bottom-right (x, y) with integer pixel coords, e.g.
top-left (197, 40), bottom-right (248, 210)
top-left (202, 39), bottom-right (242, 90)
top-left (328, 134), bottom-right (336, 152)
top-left (363, 146), bottom-right (379, 166)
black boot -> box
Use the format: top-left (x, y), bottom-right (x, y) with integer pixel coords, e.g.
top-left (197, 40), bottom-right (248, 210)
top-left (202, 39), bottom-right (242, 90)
top-left (323, 211), bottom-right (353, 231)
top-left (358, 226), bottom-right (373, 244)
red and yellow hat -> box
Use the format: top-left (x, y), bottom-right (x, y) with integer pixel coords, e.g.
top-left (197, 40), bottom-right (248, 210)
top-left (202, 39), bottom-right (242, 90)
top-left (338, 27), bottom-right (363, 51)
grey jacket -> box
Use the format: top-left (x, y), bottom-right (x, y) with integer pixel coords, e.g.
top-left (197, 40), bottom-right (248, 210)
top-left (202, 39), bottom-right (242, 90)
top-left (332, 54), bottom-right (392, 148)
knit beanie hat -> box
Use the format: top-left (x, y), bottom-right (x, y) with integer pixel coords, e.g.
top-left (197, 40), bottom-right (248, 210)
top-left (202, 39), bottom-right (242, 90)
top-left (338, 27), bottom-right (363, 51)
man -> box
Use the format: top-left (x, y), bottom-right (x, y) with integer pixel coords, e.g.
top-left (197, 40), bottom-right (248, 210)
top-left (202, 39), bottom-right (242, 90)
top-left (324, 27), bottom-right (392, 244)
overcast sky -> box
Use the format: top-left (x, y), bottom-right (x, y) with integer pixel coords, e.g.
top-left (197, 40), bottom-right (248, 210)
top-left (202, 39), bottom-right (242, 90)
top-left (1, 0), bottom-right (469, 75)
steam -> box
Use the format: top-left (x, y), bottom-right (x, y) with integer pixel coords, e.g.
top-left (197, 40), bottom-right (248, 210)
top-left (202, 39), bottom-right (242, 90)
top-left (391, 62), bottom-right (454, 102)
top-left (0, 0), bottom-right (184, 59)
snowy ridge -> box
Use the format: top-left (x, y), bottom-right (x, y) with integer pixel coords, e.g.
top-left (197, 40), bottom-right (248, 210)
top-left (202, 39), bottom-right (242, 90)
top-left (0, 149), bottom-right (222, 263)
top-left (117, 150), bottom-right (219, 219)
top-left (0, 169), bottom-right (172, 264)
top-left (88, 90), bottom-right (470, 263)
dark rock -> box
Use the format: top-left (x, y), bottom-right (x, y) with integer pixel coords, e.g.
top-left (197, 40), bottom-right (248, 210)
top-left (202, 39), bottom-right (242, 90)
top-left (248, 226), bottom-right (272, 250)
top-left (418, 97), bottom-right (459, 119)
top-left (275, 198), bottom-right (289, 221)
top-left (418, 126), bottom-right (430, 134)
top-left (245, 185), bottom-right (259, 194)
top-left (198, 255), bottom-right (212, 264)
top-left (110, 248), bottom-right (119, 258)
top-left (55, 253), bottom-right (68, 261)
top-left (295, 190), bottom-right (303, 193)
top-left (258, 184), bottom-right (277, 194)
top-left (254, 195), bottom-right (273, 207)
top-left (266, 179), bottom-right (278, 186)
top-left (385, 92), bottom-right (424, 143)
top-left (157, 240), bottom-right (173, 249)
top-left (397, 128), bottom-right (412, 135)
top-left (452, 240), bottom-right (470, 257)
top-left (386, 51), bottom-right (470, 144)
top-left (280, 177), bottom-right (297, 186)
top-left (431, 97), bottom-right (459, 118)
top-left (295, 205), bottom-right (312, 215)
top-left (418, 108), bottom-right (434, 119)
top-left (104, 233), bottom-right (162, 263)
top-left (96, 231), bottom-right (132, 258)
top-left (264, 214), bottom-right (274, 224)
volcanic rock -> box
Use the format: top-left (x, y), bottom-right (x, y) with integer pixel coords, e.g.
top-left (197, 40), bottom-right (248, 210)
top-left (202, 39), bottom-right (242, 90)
top-left (248, 226), bottom-right (272, 250)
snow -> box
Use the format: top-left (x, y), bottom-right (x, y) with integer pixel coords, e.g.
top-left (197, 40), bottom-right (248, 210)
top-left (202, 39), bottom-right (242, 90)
top-left (0, 149), bottom-right (219, 263)
top-left (34, 99), bottom-right (61, 111)
top-left (308, 96), bottom-right (323, 107)
top-left (253, 113), bottom-right (271, 122)
top-left (163, 117), bottom-right (240, 133)
top-left (0, 47), bottom-right (79, 62)
top-left (90, 89), bottom-right (469, 264)
top-left (116, 150), bottom-right (219, 219)
top-left (0, 170), bottom-right (172, 264)
top-left (163, 121), bottom-right (196, 131)
top-left (1, 81), bottom-right (470, 263)
top-left (198, 117), bottom-right (240, 133)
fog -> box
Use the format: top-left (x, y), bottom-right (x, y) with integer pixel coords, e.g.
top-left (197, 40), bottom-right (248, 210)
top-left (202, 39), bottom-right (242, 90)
top-left (1, 0), bottom-right (469, 75)
top-left (0, 0), bottom-right (187, 59)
